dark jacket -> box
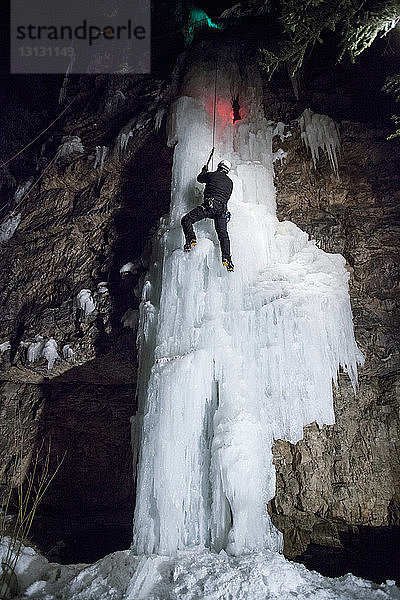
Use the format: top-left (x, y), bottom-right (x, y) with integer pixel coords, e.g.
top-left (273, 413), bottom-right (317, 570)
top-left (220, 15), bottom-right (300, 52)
top-left (197, 168), bottom-right (233, 206)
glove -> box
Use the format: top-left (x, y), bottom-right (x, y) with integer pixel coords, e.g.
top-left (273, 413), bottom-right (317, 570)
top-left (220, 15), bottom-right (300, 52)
top-left (202, 165), bottom-right (208, 172)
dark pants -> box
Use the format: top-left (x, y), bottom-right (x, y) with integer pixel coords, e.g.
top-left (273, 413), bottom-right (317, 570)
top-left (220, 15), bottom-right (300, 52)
top-left (181, 202), bottom-right (231, 259)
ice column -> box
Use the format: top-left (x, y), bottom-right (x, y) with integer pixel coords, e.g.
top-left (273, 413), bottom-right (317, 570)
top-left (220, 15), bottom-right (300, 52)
top-left (132, 53), bottom-right (364, 557)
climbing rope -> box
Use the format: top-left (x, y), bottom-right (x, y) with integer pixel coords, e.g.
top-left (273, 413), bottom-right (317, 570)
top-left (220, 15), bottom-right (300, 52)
top-left (0, 95), bottom-right (77, 170)
top-left (211, 57), bottom-right (218, 170)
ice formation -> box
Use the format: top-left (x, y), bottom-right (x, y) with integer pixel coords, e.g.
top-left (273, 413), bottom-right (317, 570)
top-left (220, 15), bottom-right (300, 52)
top-left (93, 146), bottom-right (108, 172)
top-left (154, 108), bottom-right (166, 131)
top-left (14, 178), bottom-right (34, 202)
top-left (62, 344), bottom-right (74, 359)
top-left (272, 148), bottom-right (287, 165)
top-left (76, 289), bottom-right (96, 318)
top-left (25, 336), bottom-right (60, 369)
top-left (42, 338), bottom-right (60, 370)
top-left (121, 309), bottom-right (139, 330)
top-left (132, 47), bottom-right (364, 557)
top-left (120, 258), bottom-right (147, 279)
top-left (0, 212), bottom-right (21, 244)
top-left (299, 108), bottom-right (341, 173)
top-left (56, 136), bottom-right (84, 161)
top-left (27, 336), bottom-right (45, 363)
top-left (273, 121), bottom-right (292, 141)
top-left (104, 89), bottom-right (126, 116)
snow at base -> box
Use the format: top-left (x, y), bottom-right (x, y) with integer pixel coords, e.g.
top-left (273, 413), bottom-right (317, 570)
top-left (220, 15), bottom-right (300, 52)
top-left (0, 541), bottom-right (398, 600)
top-left (132, 47), bottom-right (364, 558)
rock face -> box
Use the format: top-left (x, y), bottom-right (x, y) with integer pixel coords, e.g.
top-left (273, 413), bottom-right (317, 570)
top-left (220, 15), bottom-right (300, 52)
top-left (0, 75), bottom-right (172, 563)
top-left (269, 117), bottom-right (400, 577)
top-left (0, 38), bottom-right (399, 576)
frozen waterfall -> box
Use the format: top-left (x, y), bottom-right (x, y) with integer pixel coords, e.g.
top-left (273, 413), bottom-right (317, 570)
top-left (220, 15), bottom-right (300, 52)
top-left (132, 49), bottom-right (364, 557)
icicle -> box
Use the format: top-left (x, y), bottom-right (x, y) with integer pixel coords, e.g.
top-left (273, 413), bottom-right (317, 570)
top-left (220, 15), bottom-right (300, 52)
top-left (298, 108), bottom-right (341, 174)
top-left (93, 146), bottom-right (108, 171)
top-left (155, 108), bottom-right (166, 131)
top-left (76, 289), bottom-right (96, 318)
top-left (42, 338), bottom-right (60, 370)
top-left (27, 336), bottom-right (45, 363)
top-left (62, 344), bottom-right (74, 359)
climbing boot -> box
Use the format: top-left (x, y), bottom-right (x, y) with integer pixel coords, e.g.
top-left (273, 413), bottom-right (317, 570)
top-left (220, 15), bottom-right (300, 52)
top-left (222, 257), bottom-right (234, 272)
top-left (184, 239), bottom-right (197, 252)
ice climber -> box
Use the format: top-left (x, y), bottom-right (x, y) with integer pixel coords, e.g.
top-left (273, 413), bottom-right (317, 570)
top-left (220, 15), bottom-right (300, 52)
top-left (181, 159), bottom-right (234, 272)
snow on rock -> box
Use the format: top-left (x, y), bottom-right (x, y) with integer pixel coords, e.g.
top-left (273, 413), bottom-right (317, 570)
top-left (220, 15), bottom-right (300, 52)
top-left (272, 148), bottom-right (287, 165)
top-left (97, 282), bottom-right (109, 294)
top-left (56, 136), bottom-right (84, 161)
top-left (0, 341), bottom-right (11, 354)
top-left (0, 212), bottom-right (21, 244)
top-left (62, 344), bottom-right (74, 359)
top-left (273, 121), bottom-right (292, 141)
top-left (1, 541), bottom-right (399, 600)
top-left (120, 261), bottom-right (141, 277)
top-left (76, 289), bottom-right (96, 318)
top-left (132, 48), bottom-right (363, 557)
top-left (298, 108), bottom-right (341, 173)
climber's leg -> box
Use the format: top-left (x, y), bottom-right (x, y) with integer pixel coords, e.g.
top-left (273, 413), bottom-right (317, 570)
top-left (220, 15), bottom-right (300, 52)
top-left (214, 214), bottom-right (231, 261)
top-left (181, 206), bottom-right (206, 250)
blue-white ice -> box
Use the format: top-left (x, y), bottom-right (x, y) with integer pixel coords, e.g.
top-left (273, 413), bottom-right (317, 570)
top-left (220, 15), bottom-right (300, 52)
top-left (132, 54), bottom-right (364, 558)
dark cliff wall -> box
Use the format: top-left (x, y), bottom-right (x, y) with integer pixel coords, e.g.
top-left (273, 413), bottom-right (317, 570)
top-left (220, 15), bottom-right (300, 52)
top-left (0, 74), bottom-right (173, 562)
